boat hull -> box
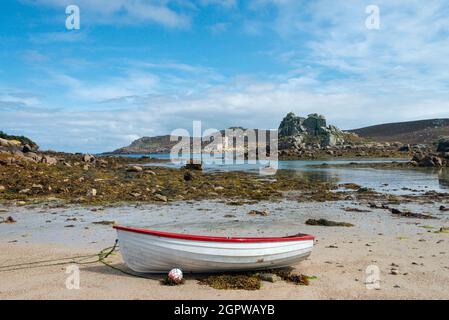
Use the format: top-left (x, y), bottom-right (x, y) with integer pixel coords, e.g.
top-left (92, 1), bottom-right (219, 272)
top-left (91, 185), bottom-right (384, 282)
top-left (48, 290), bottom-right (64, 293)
top-left (115, 227), bottom-right (314, 273)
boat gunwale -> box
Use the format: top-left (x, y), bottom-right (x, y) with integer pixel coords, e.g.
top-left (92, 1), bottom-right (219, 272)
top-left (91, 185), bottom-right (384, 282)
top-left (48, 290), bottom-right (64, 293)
top-left (113, 225), bottom-right (315, 243)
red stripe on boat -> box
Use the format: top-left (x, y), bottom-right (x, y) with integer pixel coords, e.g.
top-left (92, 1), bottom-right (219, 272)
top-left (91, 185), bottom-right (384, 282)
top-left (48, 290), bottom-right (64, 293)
top-left (113, 225), bottom-right (314, 243)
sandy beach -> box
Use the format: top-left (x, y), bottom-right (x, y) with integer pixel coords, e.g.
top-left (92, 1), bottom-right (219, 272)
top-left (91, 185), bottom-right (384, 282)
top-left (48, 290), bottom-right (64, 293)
top-left (1, 199), bottom-right (448, 300)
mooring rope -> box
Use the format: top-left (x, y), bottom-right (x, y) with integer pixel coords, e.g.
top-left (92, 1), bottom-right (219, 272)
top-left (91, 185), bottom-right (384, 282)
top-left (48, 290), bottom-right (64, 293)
top-left (0, 239), bottom-right (118, 272)
top-left (0, 239), bottom-right (154, 279)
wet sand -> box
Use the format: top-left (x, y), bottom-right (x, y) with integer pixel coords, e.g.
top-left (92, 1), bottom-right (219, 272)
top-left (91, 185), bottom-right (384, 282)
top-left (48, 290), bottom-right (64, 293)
top-left (1, 200), bottom-right (448, 299)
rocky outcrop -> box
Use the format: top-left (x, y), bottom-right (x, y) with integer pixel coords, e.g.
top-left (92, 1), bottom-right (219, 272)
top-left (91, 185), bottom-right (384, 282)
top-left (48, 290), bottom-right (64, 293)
top-left (411, 149), bottom-right (449, 167)
top-left (278, 113), bottom-right (345, 149)
top-left (0, 132), bottom-right (60, 166)
top-left (0, 131), bottom-right (38, 151)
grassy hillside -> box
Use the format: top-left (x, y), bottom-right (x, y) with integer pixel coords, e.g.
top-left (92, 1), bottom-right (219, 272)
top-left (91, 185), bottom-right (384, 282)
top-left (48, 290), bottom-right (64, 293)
top-left (349, 119), bottom-right (449, 144)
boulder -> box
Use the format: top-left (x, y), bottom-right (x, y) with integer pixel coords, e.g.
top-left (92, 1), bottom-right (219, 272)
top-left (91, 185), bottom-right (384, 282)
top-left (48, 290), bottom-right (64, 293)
top-left (398, 144), bottom-right (410, 152)
top-left (278, 112), bottom-right (306, 137)
top-left (127, 166), bottom-right (143, 172)
top-left (303, 113), bottom-right (327, 135)
top-left (154, 194), bottom-right (168, 202)
top-left (22, 144), bottom-right (33, 153)
top-left (41, 155), bottom-right (57, 165)
top-left (419, 156), bottom-right (435, 167)
top-left (437, 137), bottom-right (449, 153)
top-left (0, 138), bottom-right (21, 148)
top-left (25, 152), bottom-right (42, 162)
top-left (432, 156), bottom-right (443, 167)
top-left (82, 154), bottom-right (96, 163)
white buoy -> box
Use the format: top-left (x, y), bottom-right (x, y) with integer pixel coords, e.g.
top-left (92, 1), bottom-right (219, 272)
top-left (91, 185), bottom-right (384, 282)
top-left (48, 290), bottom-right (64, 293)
top-left (168, 268), bottom-right (183, 284)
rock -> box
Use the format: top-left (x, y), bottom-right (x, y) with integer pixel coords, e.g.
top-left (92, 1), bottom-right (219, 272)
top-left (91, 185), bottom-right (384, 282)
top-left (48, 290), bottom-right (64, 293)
top-left (144, 169), bottom-right (156, 175)
top-left (127, 166), bottom-right (143, 172)
top-left (19, 189), bottom-right (30, 194)
top-left (433, 156), bottom-right (443, 167)
top-left (398, 144), bottom-right (410, 152)
top-left (98, 159), bottom-right (108, 166)
top-left (82, 154), bottom-right (95, 163)
top-left (214, 186), bottom-right (225, 191)
top-left (439, 206), bottom-right (449, 212)
top-left (259, 273), bottom-right (281, 283)
top-left (183, 171), bottom-right (194, 181)
top-left (154, 194), bottom-right (168, 202)
top-left (437, 137), bottom-right (449, 152)
top-left (390, 269), bottom-right (399, 275)
top-left (87, 188), bottom-right (97, 197)
top-left (92, 220), bottom-right (116, 225)
top-left (83, 164), bottom-right (89, 171)
top-left (41, 155), bottom-right (57, 165)
top-left (0, 138), bottom-right (21, 148)
top-left (23, 152), bottom-right (40, 162)
top-left (278, 112), bottom-right (345, 149)
top-left (0, 185), bottom-right (5, 192)
top-left (32, 184), bottom-right (43, 190)
top-left (0, 138), bottom-right (10, 147)
top-left (248, 209), bottom-right (270, 216)
top-left (183, 160), bottom-right (203, 171)
top-left (418, 156), bottom-right (435, 167)
top-left (305, 218), bottom-right (354, 227)
top-left (0, 216), bottom-right (16, 224)
top-left (412, 153), bottom-right (424, 162)
top-left (22, 144), bottom-right (33, 153)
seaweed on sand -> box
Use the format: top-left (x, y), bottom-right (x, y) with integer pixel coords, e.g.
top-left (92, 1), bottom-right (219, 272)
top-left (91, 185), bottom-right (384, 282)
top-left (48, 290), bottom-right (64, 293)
top-left (198, 273), bottom-right (261, 290)
top-left (305, 218), bottom-right (354, 227)
top-left (267, 268), bottom-right (313, 285)
top-left (197, 268), bottom-right (314, 290)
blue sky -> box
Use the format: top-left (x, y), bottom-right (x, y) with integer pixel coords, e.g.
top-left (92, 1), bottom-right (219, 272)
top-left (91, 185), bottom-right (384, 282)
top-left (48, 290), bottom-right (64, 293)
top-left (1, 0), bottom-right (449, 152)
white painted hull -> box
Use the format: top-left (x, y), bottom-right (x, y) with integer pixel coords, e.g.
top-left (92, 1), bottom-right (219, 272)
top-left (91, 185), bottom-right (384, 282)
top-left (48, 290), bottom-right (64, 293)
top-left (115, 227), bottom-right (314, 273)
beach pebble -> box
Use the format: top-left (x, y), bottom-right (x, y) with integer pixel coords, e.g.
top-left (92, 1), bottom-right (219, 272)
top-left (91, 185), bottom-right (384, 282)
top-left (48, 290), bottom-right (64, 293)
top-left (259, 273), bottom-right (281, 283)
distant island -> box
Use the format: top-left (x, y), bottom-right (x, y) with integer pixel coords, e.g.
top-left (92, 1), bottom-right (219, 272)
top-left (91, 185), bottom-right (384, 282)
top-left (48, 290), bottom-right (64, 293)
top-left (107, 113), bottom-right (449, 160)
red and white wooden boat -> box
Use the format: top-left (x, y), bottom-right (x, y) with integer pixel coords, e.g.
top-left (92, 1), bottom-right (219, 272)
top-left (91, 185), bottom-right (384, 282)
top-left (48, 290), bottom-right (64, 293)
top-left (114, 225), bottom-right (314, 273)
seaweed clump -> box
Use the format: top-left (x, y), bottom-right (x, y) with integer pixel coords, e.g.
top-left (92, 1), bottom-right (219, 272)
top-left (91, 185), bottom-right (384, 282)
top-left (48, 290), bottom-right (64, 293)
top-left (197, 268), bottom-right (314, 290)
top-left (269, 268), bottom-right (313, 285)
top-left (305, 218), bottom-right (354, 227)
top-left (198, 274), bottom-right (261, 290)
